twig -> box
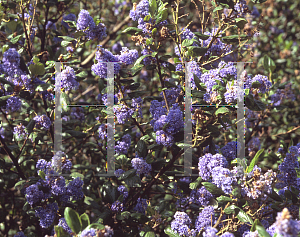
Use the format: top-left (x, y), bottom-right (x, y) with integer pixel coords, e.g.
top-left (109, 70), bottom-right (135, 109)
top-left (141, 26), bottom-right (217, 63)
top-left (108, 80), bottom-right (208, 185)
top-left (125, 147), bottom-right (185, 209)
top-left (80, 15), bottom-right (131, 67)
top-left (0, 136), bottom-right (26, 179)
top-left (274, 126), bottom-right (300, 137)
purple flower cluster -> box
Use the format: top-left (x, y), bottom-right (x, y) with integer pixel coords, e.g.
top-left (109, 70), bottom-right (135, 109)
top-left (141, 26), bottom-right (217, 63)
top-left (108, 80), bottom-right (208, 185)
top-left (212, 167), bottom-right (237, 194)
top-left (133, 197), bottom-right (148, 214)
top-left (116, 47), bottom-right (139, 66)
top-left (247, 137), bottom-right (261, 153)
top-left (114, 104), bottom-right (134, 124)
top-left (129, 0), bottom-right (149, 21)
top-left (76, 9), bottom-right (107, 40)
top-left (33, 114), bottom-right (52, 130)
top-left (277, 143), bottom-right (300, 188)
top-left (195, 206), bottom-right (216, 232)
top-left (189, 186), bottom-right (213, 206)
top-left (91, 47), bottom-right (121, 78)
top-left (170, 212), bottom-right (196, 237)
top-left (114, 169), bottom-right (125, 178)
top-left (61, 66), bottom-right (80, 91)
top-left (115, 134), bottom-right (131, 154)
top-left (70, 107), bottom-right (85, 122)
top-left (270, 83), bottom-right (295, 106)
top-left (3, 96), bottom-right (22, 113)
top-left (241, 165), bottom-right (276, 199)
top-left (131, 96), bottom-right (143, 118)
top-left (35, 202), bottom-right (59, 228)
top-left (274, 208), bottom-right (300, 236)
top-left (24, 152), bottom-right (84, 230)
top-left (159, 86), bottom-right (181, 107)
top-left (13, 232), bottom-right (26, 237)
top-left (152, 103), bottom-right (184, 147)
top-left (111, 200), bottom-right (124, 212)
top-left (57, 218), bottom-right (73, 234)
top-left (198, 153), bottom-right (228, 181)
top-left (131, 157), bottom-right (151, 176)
top-left (62, 13), bottom-right (76, 29)
top-left (221, 141), bottom-right (241, 161)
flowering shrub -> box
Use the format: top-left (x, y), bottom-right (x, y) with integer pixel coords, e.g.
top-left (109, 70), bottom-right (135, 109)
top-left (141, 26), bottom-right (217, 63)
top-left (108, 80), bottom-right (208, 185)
top-left (0, 0), bottom-right (300, 237)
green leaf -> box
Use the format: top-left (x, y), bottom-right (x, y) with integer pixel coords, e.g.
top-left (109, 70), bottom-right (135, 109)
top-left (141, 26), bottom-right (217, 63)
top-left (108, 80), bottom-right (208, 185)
top-left (189, 177), bottom-right (202, 190)
top-left (136, 140), bottom-right (148, 158)
top-left (202, 182), bottom-right (225, 196)
top-left (125, 174), bottom-right (142, 187)
top-left (155, 9), bottom-right (168, 24)
top-left (145, 231), bottom-right (156, 237)
top-left (149, 0), bottom-right (157, 16)
top-left (58, 36), bottom-right (75, 42)
top-left (118, 169), bottom-right (137, 180)
top-left (213, 6), bottom-right (224, 12)
top-left (131, 64), bottom-right (144, 76)
top-left (194, 32), bottom-right (210, 40)
top-left (29, 63), bottom-right (45, 76)
top-left (216, 196), bottom-right (232, 204)
top-left (215, 107), bottom-right (230, 116)
top-left (6, 20), bottom-right (17, 32)
top-left (122, 27), bottom-right (143, 35)
top-left (76, 71), bottom-right (88, 78)
top-left (80, 213), bottom-right (90, 230)
top-left (61, 41), bottom-right (71, 47)
top-left (235, 18), bottom-right (248, 29)
top-left (221, 35), bottom-right (249, 43)
top-left (38, 170), bottom-right (46, 180)
top-left (251, 0), bottom-right (267, 3)
top-left (0, 95), bottom-right (11, 106)
top-left (26, 120), bottom-right (36, 134)
top-left (182, 39), bottom-right (196, 47)
top-left (70, 172), bottom-right (84, 179)
top-left (10, 35), bottom-right (22, 44)
top-left (129, 82), bottom-right (140, 90)
top-left (246, 149), bottom-right (264, 173)
top-left (206, 124), bottom-right (220, 137)
top-left (61, 92), bottom-right (70, 112)
top-left (144, 15), bottom-right (151, 22)
top-left (64, 207), bottom-right (82, 234)
top-left (134, 55), bottom-right (151, 66)
top-left (65, 130), bottom-right (87, 138)
top-left (86, 223), bottom-right (105, 230)
top-left (224, 205), bottom-right (239, 214)
top-left (164, 227), bottom-right (181, 237)
top-left (263, 55), bottom-right (276, 73)
top-left (54, 226), bottom-right (70, 237)
top-left (251, 81), bottom-right (261, 88)
top-left (187, 46), bottom-right (208, 57)
top-left (256, 225), bottom-right (271, 237)
top-left (237, 209), bottom-right (253, 224)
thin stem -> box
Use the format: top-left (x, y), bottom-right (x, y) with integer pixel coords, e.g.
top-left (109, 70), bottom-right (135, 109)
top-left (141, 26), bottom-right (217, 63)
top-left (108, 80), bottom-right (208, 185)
top-left (0, 136), bottom-right (26, 179)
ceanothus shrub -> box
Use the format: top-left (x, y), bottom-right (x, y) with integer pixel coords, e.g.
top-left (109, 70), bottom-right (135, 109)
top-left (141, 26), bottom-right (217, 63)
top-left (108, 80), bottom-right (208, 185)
top-left (0, 0), bottom-right (299, 237)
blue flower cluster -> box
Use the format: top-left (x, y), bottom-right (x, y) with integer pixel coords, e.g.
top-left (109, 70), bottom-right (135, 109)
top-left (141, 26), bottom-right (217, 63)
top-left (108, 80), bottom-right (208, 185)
top-left (131, 157), bottom-right (152, 176)
top-left (24, 152), bottom-right (84, 228)
top-left (116, 47), bottom-right (139, 66)
top-left (33, 114), bottom-right (52, 130)
top-left (198, 153), bottom-right (228, 181)
top-left (150, 100), bottom-right (184, 147)
top-left (70, 107), bottom-right (85, 122)
top-left (115, 134), bottom-right (131, 154)
top-left (241, 165), bottom-right (276, 200)
top-left (133, 197), bottom-right (148, 214)
top-left (76, 9), bottom-right (107, 40)
top-left (80, 226), bottom-right (114, 237)
top-left (171, 211), bottom-right (196, 236)
top-left (62, 13), bottom-right (76, 29)
top-left (221, 141), bottom-right (241, 161)
top-left (91, 46), bottom-right (121, 78)
top-left (277, 143), bottom-right (300, 189)
top-left (195, 206), bottom-right (216, 232)
top-left (270, 83), bottom-right (295, 106)
top-left (61, 66), bottom-right (80, 91)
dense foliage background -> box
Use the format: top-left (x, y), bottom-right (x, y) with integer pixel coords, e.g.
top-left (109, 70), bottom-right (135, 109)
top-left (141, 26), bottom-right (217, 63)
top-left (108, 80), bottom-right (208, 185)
top-left (0, 0), bottom-right (300, 236)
